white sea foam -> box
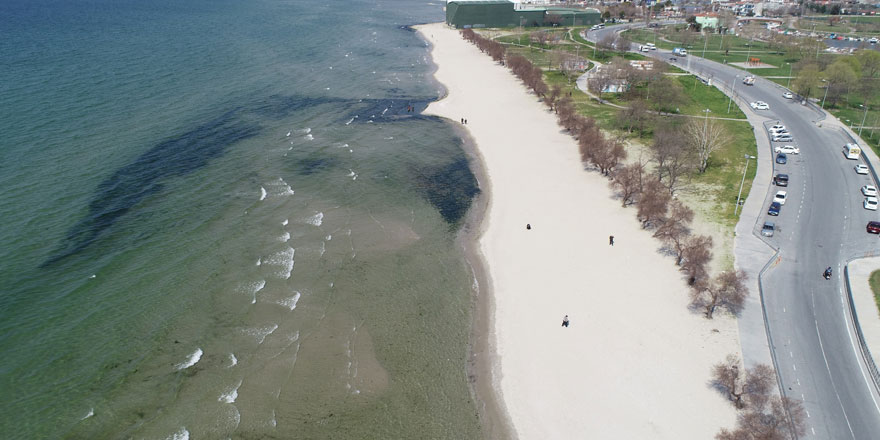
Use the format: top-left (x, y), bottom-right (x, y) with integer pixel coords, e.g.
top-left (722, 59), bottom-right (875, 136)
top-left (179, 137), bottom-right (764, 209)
top-left (305, 133), bottom-right (314, 140)
top-left (243, 324), bottom-right (278, 344)
top-left (282, 219), bottom-right (288, 226)
top-left (286, 131), bottom-right (291, 137)
top-left (297, 127), bottom-right (311, 134)
top-left (345, 117), bottom-right (355, 125)
top-left (80, 408), bottom-right (94, 420)
top-left (384, 136), bottom-right (394, 140)
top-left (166, 428), bottom-right (190, 440)
top-left (306, 212), bottom-right (324, 226)
top-left (256, 257), bottom-right (261, 266)
top-left (219, 380), bottom-right (243, 403)
top-left (325, 234), bottom-right (332, 241)
top-left (175, 348), bottom-right (203, 370)
top-left (228, 353), bottom-right (238, 368)
top-left (279, 232), bottom-right (290, 242)
top-left (88, 274), bottom-right (96, 279)
top-left (264, 178), bottom-right (294, 197)
top-left (320, 241), bottom-right (325, 257)
top-left (239, 280), bottom-right (266, 304)
top-left (276, 291), bottom-right (301, 311)
top-left (347, 169), bottom-right (358, 180)
top-left (265, 247), bottom-right (295, 279)
top-left (259, 187), bottom-right (267, 201)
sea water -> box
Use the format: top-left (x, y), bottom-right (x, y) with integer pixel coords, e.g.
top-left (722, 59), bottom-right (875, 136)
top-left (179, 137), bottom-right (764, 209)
top-left (0, 0), bottom-right (482, 438)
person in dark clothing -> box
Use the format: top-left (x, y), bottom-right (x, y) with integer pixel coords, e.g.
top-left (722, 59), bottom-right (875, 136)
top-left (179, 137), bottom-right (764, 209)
top-left (526, 224), bottom-right (531, 230)
top-left (609, 235), bottom-right (614, 246)
top-left (562, 315), bottom-right (570, 327)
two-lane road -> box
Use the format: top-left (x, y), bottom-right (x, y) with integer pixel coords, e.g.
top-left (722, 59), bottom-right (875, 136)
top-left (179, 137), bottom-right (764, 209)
top-left (586, 25), bottom-right (880, 438)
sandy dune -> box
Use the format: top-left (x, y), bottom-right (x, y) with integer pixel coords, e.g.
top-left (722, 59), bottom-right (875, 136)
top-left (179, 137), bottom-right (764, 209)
top-left (417, 22), bottom-right (741, 439)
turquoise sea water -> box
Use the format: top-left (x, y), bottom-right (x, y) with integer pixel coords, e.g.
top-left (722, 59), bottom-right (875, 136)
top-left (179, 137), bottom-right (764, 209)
top-left (0, 1), bottom-right (482, 438)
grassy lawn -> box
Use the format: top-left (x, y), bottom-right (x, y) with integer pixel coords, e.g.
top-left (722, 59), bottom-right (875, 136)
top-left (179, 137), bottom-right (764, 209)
top-left (674, 75), bottom-right (747, 119)
top-left (869, 270), bottom-right (880, 317)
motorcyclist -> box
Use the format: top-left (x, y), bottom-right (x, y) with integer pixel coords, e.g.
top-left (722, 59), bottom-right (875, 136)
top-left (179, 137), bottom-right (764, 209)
top-left (824, 267), bottom-right (832, 279)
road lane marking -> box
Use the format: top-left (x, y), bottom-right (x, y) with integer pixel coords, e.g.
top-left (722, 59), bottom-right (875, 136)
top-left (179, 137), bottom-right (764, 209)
top-left (839, 283), bottom-right (880, 417)
top-left (815, 319), bottom-right (857, 438)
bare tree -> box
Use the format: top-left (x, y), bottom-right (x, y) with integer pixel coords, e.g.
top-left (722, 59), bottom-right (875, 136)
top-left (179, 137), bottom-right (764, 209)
top-left (691, 269), bottom-right (747, 318)
top-left (591, 138), bottom-right (627, 176)
top-left (647, 75), bottom-right (684, 113)
top-left (651, 127), bottom-right (693, 195)
top-left (685, 117), bottom-right (730, 173)
top-left (637, 178), bottom-right (670, 228)
top-left (717, 396), bottom-right (807, 440)
top-left (680, 234), bottom-right (713, 285)
top-left (544, 84), bottom-right (563, 110)
top-left (611, 162), bottom-right (646, 206)
top-left (614, 35), bottom-right (632, 53)
top-left (531, 30), bottom-right (551, 47)
top-left (654, 199), bottom-right (693, 262)
top-left (616, 99), bottom-right (654, 135)
top-left (712, 355), bottom-right (775, 410)
top-left (597, 34), bottom-right (617, 55)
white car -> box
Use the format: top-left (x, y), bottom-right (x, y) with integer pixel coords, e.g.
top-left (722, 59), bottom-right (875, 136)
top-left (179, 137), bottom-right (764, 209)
top-left (772, 133), bottom-right (793, 142)
top-left (856, 164), bottom-right (870, 175)
top-left (774, 145), bottom-right (800, 154)
top-left (773, 191), bottom-right (787, 205)
top-left (782, 92), bottom-right (793, 99)
top-left (865, 197), bottom-right (879, 211)
top-left (769, 127), bottom-right (789, 136)
top-left (750, 101), bottom-right (769, 110)
top-left (863, 185), bottom-right (878, 197)
top-left (769, 124), bottom-right (785, 131)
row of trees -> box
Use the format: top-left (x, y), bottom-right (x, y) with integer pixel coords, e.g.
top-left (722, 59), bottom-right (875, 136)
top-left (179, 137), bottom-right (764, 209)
top-left (589, 56), bottom-right (687, 114)
top-left (792, 49), bottom-right (880, 108)
top-left (712, 355), bottom-right (807, 439)
top-left (460, 27), bottom-right (805, 440)
top-left (460, 28), bottom-right (504, 64)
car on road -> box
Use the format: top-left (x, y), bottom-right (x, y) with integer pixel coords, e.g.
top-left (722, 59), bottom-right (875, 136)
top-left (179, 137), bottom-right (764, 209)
top-left (855, 164), bottom-right (870, 174)
top-left (769, 124), bottom-right (786, 131)
top-left (743, 76), bottom-right (756, 85)
top-left (782, 92), bottom-right (793, 99)
top-left (865, 197), bottom-right (879, 211)
top-left (868, 221), bottom-right (880, 234)
top-left (772, 133), bottom-right (793, 142)
top-left (776, 153), bottom-right (787, 164)
top-left (769, 127), bottom-right (789, 135)
top-left (863, 185), bottom-right (878, 196)
top-left (871, 37), bottom-right (878, 44)
top-left (645, 42), bottom-right (656, 50)
top-left (774, 191), bottom-right (787, 205)
top-left (750, 101), bottom-right (770, 110)
top-left (774, 145), bottom-right (799, 154)
top-left (774, 173), bottom-right (789, 186)
top-left (768, 201), bottom-right (782, 216)
top-left (762, 221), bottom-right (776, 237)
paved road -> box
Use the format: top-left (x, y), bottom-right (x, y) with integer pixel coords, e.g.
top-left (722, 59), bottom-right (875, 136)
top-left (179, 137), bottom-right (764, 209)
top-left (587, 24), bottom-right (880, 438)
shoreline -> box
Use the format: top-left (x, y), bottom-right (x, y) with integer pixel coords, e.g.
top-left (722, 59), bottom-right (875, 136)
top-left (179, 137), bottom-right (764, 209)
top-left (415, 25), bottom-right (515, 440)
top-left (417, 22), bottom-right (740, 439)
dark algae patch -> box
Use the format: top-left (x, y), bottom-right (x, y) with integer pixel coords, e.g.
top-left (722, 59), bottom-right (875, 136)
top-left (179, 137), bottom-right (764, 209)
top-left (414, 157), bottom-right (480, 226)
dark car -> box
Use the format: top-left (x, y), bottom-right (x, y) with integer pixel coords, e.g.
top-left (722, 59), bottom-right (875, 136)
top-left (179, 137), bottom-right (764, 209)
top-left (776, 153), bottom-right (787, 164)
top-left (762, 221), bottom-right (775, 237)
top-left (774, 173), bottom-right (789, 186)
top-left (868, 221), bottom-right (880, 234)
top-left (768, 202), bottom-right (781, 216)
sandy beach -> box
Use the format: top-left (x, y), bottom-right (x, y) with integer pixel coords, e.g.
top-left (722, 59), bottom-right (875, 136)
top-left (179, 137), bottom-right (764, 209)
top-left (417, 22), bottom-right (741, 439)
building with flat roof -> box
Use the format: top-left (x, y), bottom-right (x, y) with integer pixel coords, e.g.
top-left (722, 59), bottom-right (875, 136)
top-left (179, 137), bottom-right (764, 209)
top-left (445, 0), bottom-right (600, 28)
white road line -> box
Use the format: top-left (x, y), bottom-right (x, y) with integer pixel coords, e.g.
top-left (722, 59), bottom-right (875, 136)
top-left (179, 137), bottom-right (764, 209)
top-left (794, 363), bottom-right (797, 371)
top-left (815, 319), bottom-right (857, 439)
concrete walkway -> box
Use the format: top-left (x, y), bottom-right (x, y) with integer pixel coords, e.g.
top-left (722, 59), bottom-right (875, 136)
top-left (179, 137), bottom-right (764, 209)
top-left (849, 258), bottom-right (880, 363)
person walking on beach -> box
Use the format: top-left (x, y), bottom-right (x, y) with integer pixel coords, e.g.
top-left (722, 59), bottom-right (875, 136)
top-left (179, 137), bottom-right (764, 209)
top-left (609, 235), bottom-right (614, 246)
top-left (526, 223), bottom-right (531, 230)
top-left (562, 315), bottom-right (569, 327)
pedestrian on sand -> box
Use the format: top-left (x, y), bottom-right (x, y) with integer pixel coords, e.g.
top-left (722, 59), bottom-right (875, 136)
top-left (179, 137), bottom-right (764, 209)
top-left (609, 235), bottom-right (614, 246)
top-left (526, 223), bottom-right (531, 230)
top-left (562, 315), bottom-right (570, 327)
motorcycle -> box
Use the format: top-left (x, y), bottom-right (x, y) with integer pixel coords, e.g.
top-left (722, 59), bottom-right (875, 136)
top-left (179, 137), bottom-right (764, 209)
top-left (823, 267), bottom-right (832, 280)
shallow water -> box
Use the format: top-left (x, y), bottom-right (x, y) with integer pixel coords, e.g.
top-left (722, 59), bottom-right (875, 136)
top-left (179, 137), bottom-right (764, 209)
top-left (0, 0), bottom-right (482, 438)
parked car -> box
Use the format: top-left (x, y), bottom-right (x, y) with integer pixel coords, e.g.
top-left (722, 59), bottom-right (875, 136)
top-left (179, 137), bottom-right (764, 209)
top-left (762, 221), bottom-right (776, 237)
top-left (768, 201), bottom-right (782, 216)
top-left (774, 191), bottom-right (787, 205)
top-left (776, 153), bottom-right (787, 164)
top-left (773, 173), bottom-right (789, 186)
top-left (871, 37), bottom-right (879, 44)
top-left (865, 197), bottom-right (879, 211)
top-left (769, 124), bottom-right (786, 131)
top-left (772, 133), bottom-right (793, 142)
top-left (868, 221), bottom-right (880, 234)
top-left (855, 164), bottom-right (870, 175)
top-left (774, 145), bottom-right (799, 154)
top-left (750, 101), bottom-right (769, 110)
top-left (782, 92), bottom-right (793, 99)
top-left (863, 185), bottom-right (878, 197)
top-left (769, 127), bottom-right (789, 136)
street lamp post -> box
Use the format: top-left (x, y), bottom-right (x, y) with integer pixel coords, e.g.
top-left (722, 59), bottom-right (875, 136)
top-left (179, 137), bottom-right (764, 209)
top-left (786, 63), bottom-right (792, 89)
top-left (860, 104), bottom-right (869, 137)
top-left (702, 30), bottom-right (709, 58)
top-left (734, 154), bottom-right (756, 216)
top-left (821, 80), bottom-right (829, 110)
top-left (703, 108), bottom-right (711, 151)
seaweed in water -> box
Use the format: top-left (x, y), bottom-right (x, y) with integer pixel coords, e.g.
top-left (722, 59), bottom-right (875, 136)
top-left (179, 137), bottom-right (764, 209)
top-left (413, 158), bottom-right (480, 226)
top-left (43, 109), bottom-right (260, 266)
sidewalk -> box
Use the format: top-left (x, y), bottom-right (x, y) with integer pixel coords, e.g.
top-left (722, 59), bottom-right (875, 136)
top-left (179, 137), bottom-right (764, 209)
top-left (848, 259), bottom-right (880, 369)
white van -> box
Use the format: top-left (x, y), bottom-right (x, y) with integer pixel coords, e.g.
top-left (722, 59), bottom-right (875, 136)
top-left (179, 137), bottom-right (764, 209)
top-left (645, 43), bottom-right (656, 50)
top-left (844, 143), bottom-right (862, 160)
